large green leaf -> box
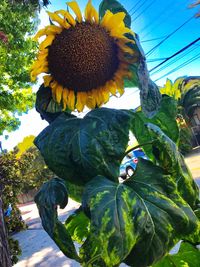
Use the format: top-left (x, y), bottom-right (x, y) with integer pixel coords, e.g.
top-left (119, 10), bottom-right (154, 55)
top-left (34, 108), bottom-right (131, 185)
top-left (65, 207), bottom-right (90, 244)
top-left (99, 0), bottom-right (131, 28)
top-left (152, 242), bottom-right (200, 267)
top-left (34, 178), bottom-right (79, 261)
top-left (81, 176), bottom-right (138, 266)
top-left (130, 96), bottom-right (179, 160)
top-left (123, 159), bottom-right (199, 267)
top-left (146, 123), bottom-right (200, 210)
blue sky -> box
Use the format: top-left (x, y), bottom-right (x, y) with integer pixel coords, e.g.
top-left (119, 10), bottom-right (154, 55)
top-left (2, 0), bottom-right (200, 150)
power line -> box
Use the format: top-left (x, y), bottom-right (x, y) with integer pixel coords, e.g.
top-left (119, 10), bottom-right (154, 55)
top-left (154, 51), bottom-right (200, 82)
top-left (141, 0), bottom-right (189, 39)
top-left (149, 37), bottom-right (200, 73)
top-left (138, 0), bottom-right (175, 36)
top-left (130, 0), bottom-right (146, 17)
top-left (150, 43), bottom-right (200, 76)
top-left (145, 15), bottom-right (194, 57)
top-left (147, 57), bottom-right (168, 63)
top-left (141, 36), bottom-right (168, 43)
top-left (128, 0), bottom-right (141, 14)
top-left (131, 0), bottom-right (157, 22)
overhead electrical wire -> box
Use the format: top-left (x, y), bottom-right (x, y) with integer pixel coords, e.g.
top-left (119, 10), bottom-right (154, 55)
top-left (150, 43), bottom-right (200, 76)
top-left (145, 15), bottom-right (194, 57)
top-left (149, 37), bottom-right (200, 73)
top-left (140, 0), bottom-right (189, 39)
top-left (131, 0), bottom-right (157, 22)
top-left (128, 0), bottom-right (141, 14)
top-left (129, 0), bottom-right (147, 17)
top-left (147, 57), bottom-right (168, 63)
top-left (141, 36), bottom-right (168, 43)
top-left (138, 0), bottom-right (175, 36)
top-left (153, 50), bottom-right (200, 82)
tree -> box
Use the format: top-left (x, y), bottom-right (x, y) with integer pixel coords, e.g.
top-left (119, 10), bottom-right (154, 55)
top-left (0, 0), bottom-right (40, 135)
top-left (0, 1), bottom-right (41, 265)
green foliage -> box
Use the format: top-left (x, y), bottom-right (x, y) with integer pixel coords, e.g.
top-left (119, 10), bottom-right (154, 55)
top-left (0, 0), bottom-right (39, 134)
top-left (8, 237), bottom-right (22, 265)
top-left (34, 178), bottom-right (80, 261)
top-left (34, 97), bottom-right (200, 266)
top-left (179, 126), bottom-right (193, 155)
top-left (160, 76), bottom-right (200, 119)
top-left (153, 242), bottom-right (200, 267)
top-left (32, 2), bottom-right (199, 266)
top-left (34, 108), bottom-right (131, 185)
top-left (65, 208), bottom-right (90, 244)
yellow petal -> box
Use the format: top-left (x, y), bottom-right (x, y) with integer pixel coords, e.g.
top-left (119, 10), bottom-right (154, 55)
top-left (43, 75), bottom-right (53, 87)
top-left (39, 35), bottom-right (55, 50)
top-left (85, 0), bottom-right (99, 23)
top-left (102, 88), bottom-right (110, 103)
top-left (50, 80), bottom-right (58, 99)
top-left (107, 80), bottom-right (117, 95)
top-left (47, 11), bottom-right (69, 28)
top-left (103, 12), bottom-right (126, 31)
top-left (117, 87), bottom-right (124, 96)
top-left (76, 92), bottom-right (87, 112)
top-left (62, 88), bottom-right (69, 110)
top-left (55, 10), bottom-right (76, 26)
top-left (33, 28), bottom-right (47, 41)
top-left (110, 25), bottom-right (133, 39)
top-left (94, 88), bottom-right (104, 106)
top-left (100, 10), bottom-right (113, 27)
top-left (45, 25), bottom-right (63, 35)
top-left (67, 90), bottom-right (75, 110)
top-left (86, 92), bottom-right (96, 109)
top-left (67, 1), bottom-right (82, 23)
top-left (55, 84), bottom-right (63, 103)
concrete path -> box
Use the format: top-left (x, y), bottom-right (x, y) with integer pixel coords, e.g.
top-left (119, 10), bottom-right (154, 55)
top-left (13, 149), bottom-right (200, 267)
top-left (13, 199), bottom-right (80, 267)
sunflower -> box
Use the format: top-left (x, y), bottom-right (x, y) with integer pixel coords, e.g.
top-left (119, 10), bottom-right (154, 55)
top-left (31, 0), bottom-right (138, 112)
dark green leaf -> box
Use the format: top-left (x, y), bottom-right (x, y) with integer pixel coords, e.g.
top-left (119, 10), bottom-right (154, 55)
top-left (34, 108), bottom-right (131, 185)
top-left (35, 84), bottom-right (72, 123)
top-left (99, 0), bottom-right (131, 28)
top-left (123, 159), bottom-right (199, 267)
top-left (81, 176), bottom-right (138, 266)
top-left (152, 242), bottom-right (200, 267)
top-left (34, 178), bottom-right (79, 261)
top-left (65, 207), bottom-right (90, 244)
top-left (64, 180), bottom-right (84, 203)
top-left (146, 123), bottom-right (200, 210)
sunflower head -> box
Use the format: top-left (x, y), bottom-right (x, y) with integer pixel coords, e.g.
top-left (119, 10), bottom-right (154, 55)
top-left (31, 0), bottom-right (140, 112)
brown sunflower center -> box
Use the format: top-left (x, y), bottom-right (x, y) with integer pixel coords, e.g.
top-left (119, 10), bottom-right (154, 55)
top-left (48, 22), bottom-right (119, 92)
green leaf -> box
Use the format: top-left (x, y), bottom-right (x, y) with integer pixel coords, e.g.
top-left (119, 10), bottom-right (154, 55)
top-left (123, 159), bottom-right (199, 267)
top-left (65, 207), bottom-right (90, 244)
top-left (64, 180), bottom-right (84, 203)
top-left (34, 178), bottom-right (79, 261)
top-left (130, 96), bottom-right (179, 160)
top-left (34, 108), bottom-right (131, 185)
top-left (146, 123), bottom-right (200, 210)
top-left (99, 0), bottom-right (131, 28)
top-left (152, 242), bottom-right (200, 267)
top-left (81, 176), bottom-right (138, 266)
